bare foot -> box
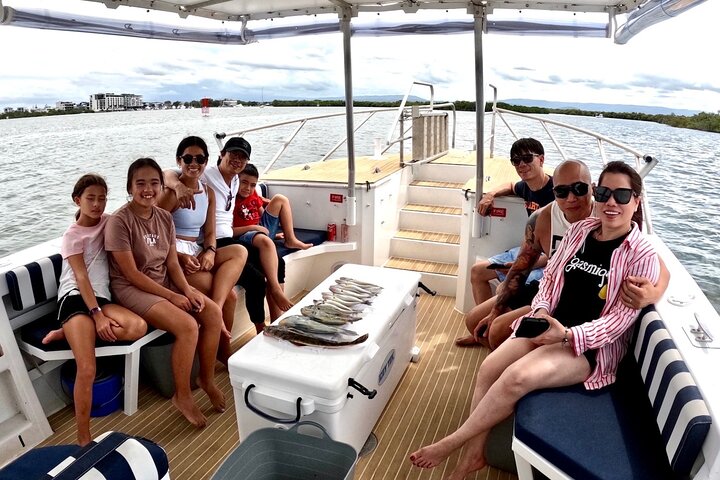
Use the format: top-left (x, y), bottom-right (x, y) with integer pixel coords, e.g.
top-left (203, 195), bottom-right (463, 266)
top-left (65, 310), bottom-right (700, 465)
top-left (171, 394), bottom-right (207, 427)
top-left (269, 286), bottom-right (294, 311)
top-left (409, 440), bottom-right (456, 469)
top-left (77, 432), bottom-right (91, 447)
top-left (42, 328), bottom-right (65, 344)
top-left (445, 455), bottom-right (487, 480)
top-left (198, 378), bottom-right (226, 413)
top-left (284, 238), bottom-right (312, 250)
top-left (454, 335), bottom-right (478, 347)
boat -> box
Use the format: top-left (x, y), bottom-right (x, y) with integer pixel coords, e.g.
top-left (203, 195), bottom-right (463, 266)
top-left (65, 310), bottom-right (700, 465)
top-left (1, 1), bottom-right (717, 479)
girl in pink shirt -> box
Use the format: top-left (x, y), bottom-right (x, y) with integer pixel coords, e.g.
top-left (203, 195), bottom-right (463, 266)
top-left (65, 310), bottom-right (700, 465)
top-left (43, 174), bottom-right (147, 446)
top-left (411, 161), bottom-right (660, 478)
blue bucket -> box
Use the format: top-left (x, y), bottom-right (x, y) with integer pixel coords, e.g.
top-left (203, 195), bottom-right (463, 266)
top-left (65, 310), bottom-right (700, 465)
top-left (60, 361), bottom-right (123, 417)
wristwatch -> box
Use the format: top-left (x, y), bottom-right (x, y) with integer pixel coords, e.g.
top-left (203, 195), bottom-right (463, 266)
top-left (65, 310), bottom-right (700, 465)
top-left (89, 306), bottom-right (102, 316)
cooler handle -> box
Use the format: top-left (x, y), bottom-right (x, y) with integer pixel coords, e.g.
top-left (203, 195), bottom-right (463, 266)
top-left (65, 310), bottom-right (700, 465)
top-left (288, 421), bottom-right (332, 440)
top-left (244, 383), bottom-right (301, 424)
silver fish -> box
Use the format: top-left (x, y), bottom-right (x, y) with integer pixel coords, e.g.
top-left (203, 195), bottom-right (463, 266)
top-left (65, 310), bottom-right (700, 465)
top-left (322, 291), bottom-right (371, 306)
top-left (300, 305), bottom-right (355, 325)
top-left (338, 276), bottom-right (383, 290)
top-left (313, 298), bottom-right (355, 314)
top-left (334, 280), bottom-right (380, 296)
top-left (279, 315), bottom-right (358, 336)
top-left (320, 293), bottom-right (368, 310)
top-left (329, 284), bottom-right (374, 300)
top-left (264, 326), bottom-right (368, 347)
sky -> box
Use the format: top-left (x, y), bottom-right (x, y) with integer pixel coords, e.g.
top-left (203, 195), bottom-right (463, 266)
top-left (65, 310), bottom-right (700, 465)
top-left (0, 0), bottom-right (718, 113)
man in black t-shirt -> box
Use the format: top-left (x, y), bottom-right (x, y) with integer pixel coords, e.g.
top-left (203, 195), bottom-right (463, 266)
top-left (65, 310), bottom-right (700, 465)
top-left (470, 138), bottom-right (554, 306)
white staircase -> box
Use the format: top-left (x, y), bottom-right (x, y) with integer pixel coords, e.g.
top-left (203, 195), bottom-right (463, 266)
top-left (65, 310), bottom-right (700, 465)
top-left (384, 162), bottom-right (474, 296)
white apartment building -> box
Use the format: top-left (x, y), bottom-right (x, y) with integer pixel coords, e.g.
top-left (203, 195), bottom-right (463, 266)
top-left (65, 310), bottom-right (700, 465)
top-left (55, 101), bottom-right (76, 111)
top-left (90, 93), bottom-right (143, 112)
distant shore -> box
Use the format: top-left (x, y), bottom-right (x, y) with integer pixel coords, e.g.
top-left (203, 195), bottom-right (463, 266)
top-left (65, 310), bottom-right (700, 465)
top-left (2, 99), bottom-right (718, 134)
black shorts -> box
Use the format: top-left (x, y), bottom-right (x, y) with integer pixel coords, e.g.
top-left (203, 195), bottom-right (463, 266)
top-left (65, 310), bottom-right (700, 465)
top-left (507, 280), bottom-right (540, 310)
top-left (57, 294), bottom-right (110, 325)
top-left (218, 236), bottom-right (286, 284)
top-left (584, 349), bottom-right (598, 371)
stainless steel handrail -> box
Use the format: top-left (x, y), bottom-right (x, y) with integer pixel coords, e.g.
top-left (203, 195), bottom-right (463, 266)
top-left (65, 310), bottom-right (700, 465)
top-left (215, 83), bottom-right (457, 174)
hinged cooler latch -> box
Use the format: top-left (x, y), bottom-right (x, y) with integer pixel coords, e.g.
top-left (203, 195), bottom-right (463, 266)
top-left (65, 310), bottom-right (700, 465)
top-left (418, 281), bottom-right (436, 296)
top-left (348, 378), bottom-right (377, 399)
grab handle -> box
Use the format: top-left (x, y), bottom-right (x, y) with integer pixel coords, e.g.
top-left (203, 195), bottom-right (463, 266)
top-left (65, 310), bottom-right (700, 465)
top-left (244, 383), bottom-right (301, 423)
top-left (348, 378), bottom-right (377, 399)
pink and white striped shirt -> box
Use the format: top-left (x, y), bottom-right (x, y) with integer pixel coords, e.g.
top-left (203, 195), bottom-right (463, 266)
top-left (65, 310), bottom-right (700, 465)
top-left (526, 217), bottom-right (660, 390)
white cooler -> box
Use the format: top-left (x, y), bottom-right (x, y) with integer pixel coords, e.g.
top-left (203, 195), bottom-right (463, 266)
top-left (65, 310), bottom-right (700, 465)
top-left (228, 264), bottom-right (421, 453)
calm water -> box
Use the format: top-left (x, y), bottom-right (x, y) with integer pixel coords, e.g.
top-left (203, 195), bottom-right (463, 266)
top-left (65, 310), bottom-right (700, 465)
top-left (1, 107), bottom-right (718, 310)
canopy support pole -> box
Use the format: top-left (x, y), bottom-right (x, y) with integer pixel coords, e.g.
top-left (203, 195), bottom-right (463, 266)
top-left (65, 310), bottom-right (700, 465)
top-left (340, 5), bottom-right (357, 226)
top-left (473, 4), bottom-right (486, 236)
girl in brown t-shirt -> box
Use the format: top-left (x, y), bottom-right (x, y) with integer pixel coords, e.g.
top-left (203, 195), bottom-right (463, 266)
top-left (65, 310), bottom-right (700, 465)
top-left (106, 158), bottom-right (225, 428)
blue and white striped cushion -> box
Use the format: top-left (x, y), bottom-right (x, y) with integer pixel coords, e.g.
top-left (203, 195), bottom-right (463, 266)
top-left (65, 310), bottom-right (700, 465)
top-left (5, 254), bottom-right (62, 310)
top-left (42, 431), bottom-right (169, 480)
top-left (634, 309), bottom-right (712, 475)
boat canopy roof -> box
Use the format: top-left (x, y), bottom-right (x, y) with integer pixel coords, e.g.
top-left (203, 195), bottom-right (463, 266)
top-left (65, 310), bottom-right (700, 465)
top-left (0, 0), bottom-right (708, 45)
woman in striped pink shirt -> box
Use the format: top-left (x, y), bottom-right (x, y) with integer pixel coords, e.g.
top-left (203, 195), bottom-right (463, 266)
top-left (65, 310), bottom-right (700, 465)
top-left (411, 161), bottom-right (660, 478)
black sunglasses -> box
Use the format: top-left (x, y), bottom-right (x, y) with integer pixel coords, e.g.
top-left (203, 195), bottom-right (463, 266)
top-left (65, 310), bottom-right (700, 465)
top-left (180, 154), bottom-right (208, 165)
top-left (510, 153), bottom-right (540, 166)
top-left (593, 186), bottom-right (637, 204)
top-left (553, 182), bottom-right (589, 199)
top-left (225, 192), bottom-right (232, 211)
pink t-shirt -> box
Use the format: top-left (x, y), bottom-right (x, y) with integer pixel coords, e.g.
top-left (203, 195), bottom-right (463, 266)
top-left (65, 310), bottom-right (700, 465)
top-left (57, 214), bottom-right (111, 300)
top-left (105, 204), bottom-right (176, 291)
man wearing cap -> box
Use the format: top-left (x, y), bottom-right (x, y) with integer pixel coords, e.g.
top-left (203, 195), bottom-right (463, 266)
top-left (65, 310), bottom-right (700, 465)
top-left (166, 137), bottom-right (283, 362)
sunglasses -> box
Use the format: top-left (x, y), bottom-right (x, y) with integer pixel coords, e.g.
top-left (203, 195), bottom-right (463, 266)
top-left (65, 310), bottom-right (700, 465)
top-left (510, 153), bottom-right (540, 166)
top-left (225, 192), bottom-right (232, 211)
top-left (180, 154), bottom-right (207, 165)
top-left (553, 182), bottom-right (589, 199)
top-left (593, 186), bottom-right (637, 205)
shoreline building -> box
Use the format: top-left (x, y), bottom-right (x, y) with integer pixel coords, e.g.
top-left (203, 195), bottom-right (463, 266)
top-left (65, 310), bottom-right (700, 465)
top-left (90, 93), bottom-right (143, 112)
top-left (55, 101), bottom-right (76, 111)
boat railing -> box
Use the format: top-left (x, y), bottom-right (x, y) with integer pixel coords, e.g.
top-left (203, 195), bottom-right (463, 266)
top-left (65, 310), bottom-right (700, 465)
top-left (488, 105), bottom-right (656, 233)
top-left (215, 84), bottom-right (456, 174)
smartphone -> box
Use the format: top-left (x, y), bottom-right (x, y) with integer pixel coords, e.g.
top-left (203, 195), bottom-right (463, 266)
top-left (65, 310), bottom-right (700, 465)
top-left (486, 263), bottom-right (507, 270)
top-left (515, 317), bottom-right (550, 338)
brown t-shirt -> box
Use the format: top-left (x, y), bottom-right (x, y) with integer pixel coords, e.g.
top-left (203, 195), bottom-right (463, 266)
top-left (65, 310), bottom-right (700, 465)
top-left (105, 203), bottom-right (176, 291)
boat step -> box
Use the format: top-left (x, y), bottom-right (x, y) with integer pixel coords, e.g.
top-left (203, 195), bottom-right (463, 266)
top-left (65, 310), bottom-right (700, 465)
top-left (384, 256), bottom-right (458, 276)
top-left (395, 229), bottom-right (459, 245)
top-left (402, 203), bottom-right (461, 216)
top-left (410, 180), bottom-right (466, 189)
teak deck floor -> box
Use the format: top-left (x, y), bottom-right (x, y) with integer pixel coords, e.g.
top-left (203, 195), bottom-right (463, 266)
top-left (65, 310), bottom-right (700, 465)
top-left (39, 294), bottom-right (516, 480)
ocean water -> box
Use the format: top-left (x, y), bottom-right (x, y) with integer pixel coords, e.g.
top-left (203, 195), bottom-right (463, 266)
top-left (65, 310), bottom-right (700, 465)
top-left (1, 107), bottom-right (718, 311)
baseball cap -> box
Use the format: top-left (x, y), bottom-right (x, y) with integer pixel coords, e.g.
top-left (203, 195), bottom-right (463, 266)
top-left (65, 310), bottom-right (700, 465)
top-left (224, 137), bottom-right (251, 158)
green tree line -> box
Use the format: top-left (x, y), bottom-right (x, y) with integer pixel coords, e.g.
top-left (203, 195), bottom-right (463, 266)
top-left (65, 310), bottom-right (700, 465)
top-left (3, 98), bottom-right (719, 134)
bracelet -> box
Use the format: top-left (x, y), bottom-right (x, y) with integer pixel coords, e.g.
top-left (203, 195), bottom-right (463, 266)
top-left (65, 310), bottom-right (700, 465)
top-left (562, 328), bottom-right (569, 348)
top-left (205, 245), bottom-right (217, 253)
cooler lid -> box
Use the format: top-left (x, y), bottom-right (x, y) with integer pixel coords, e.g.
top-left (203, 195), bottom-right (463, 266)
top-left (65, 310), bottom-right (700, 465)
top-left (228, 264), bottom-right (420, 402)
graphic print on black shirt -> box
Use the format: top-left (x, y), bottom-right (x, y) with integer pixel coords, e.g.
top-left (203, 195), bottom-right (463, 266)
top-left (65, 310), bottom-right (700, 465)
top-left (551, 230), bottom-right (628, 328)
top-left (514, 177), bottom-right (555, 216)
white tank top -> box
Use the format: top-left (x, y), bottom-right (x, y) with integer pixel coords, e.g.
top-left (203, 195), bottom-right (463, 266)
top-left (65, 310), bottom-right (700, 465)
top-left (549, 201), bottom-right (572, 258)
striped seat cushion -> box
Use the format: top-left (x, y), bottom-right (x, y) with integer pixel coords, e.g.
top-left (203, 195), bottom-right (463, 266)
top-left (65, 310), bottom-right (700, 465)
top-left (633, 309), bottom-right (712, 475)
top-left (1, 431), bottom-right (169, 480)
top-left (514, 307), bottom-right (712, 479)
top-left (5, 254), bottom-right (63, 311)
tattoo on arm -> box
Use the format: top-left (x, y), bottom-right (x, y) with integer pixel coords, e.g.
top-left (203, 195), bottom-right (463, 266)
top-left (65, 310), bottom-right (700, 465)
top-left (496, 212), bottom-right (544, 311)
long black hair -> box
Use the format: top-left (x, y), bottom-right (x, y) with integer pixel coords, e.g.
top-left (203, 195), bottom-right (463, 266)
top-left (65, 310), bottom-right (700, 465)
top-left (598, 160), bottom-right (644, 229)
top-left (72, 173), bottom-right (107, 220)
top-left (126, 158), bottom-right (164, 194)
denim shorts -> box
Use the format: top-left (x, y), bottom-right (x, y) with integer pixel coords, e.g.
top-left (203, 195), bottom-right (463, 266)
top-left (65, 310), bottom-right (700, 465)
top-left (489, 246), bottom-right (544, 284)
top-left (237, 211), bottom-right (280, 246)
